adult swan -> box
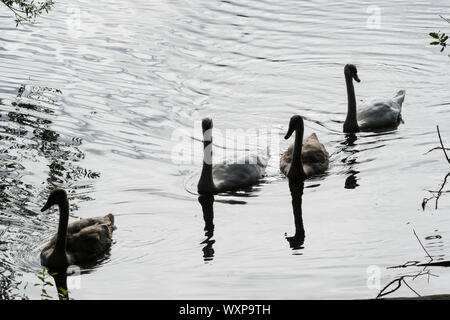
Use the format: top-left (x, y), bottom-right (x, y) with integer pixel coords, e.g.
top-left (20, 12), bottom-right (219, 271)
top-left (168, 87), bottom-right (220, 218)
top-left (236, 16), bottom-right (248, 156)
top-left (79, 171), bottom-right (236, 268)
top-left (197, 118), bottom-right (267, 195)
top-left (343, 64), bottom-right (406, 133)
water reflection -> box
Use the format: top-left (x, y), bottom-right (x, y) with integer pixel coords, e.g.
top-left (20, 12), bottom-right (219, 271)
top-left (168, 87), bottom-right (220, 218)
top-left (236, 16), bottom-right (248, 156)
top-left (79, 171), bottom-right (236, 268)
top-left (286, 178), bottom-right (305, 250)
top-left (0, 263), bottom-right (25, 300)
top-left (341, 134), bottom-right (361, 190)
top-left (0, 85), bottom-right (100, 214)
top-left (198, 195), bottom-right (215, 262)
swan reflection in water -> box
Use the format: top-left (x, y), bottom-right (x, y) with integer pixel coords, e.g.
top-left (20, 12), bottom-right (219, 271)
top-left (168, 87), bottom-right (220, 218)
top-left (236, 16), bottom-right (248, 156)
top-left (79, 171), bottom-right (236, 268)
top-left (48, 268), bottom-right (69, 300)
top-left (341, 133), bottom-right (361, 190)
top-left (45, 265), bottom-right (83, 300)
top-left (197, 194), bottom-right (247, 262)
top-left (198, 195), bottom-right (215, 262)
top-left (286, 178), bottom-right (306, 250)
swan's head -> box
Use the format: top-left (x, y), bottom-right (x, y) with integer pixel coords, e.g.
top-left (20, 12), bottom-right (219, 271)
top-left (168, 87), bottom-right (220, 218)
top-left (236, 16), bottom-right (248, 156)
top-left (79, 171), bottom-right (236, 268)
top-left (41, 188), bottom-right (67, 212)
top-left (285, 115), bottom-right (304, 140)
top-left (344, 64), bottom-right (360, 83)
top-left (201, 117), bottom-right (213, 132)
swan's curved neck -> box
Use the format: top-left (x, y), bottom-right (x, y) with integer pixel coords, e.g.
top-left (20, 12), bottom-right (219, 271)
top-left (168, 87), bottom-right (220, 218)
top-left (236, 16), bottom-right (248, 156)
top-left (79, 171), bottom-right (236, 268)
top-left (198, 129), bottom-right (216, 194)
top-left (289, 126), bottom-right (306, 180)
top-left (54, 197), bottom-right (69, 258)
top-left (343, 71), bottom-right (359, 133)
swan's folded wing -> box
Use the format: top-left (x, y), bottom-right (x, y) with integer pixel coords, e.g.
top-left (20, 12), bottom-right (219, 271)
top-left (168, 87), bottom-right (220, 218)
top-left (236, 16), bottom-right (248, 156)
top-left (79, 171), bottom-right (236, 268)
top-left (302, 135), bottom-right (329, 163)
top-left (213, 162), bottom-right (263, 191)
top-left (67, 214), bottom-right (115, 234)
top-left (66, 224), bottom-right (113, 256)
top-left (357, 99), bottom-right (401, 130)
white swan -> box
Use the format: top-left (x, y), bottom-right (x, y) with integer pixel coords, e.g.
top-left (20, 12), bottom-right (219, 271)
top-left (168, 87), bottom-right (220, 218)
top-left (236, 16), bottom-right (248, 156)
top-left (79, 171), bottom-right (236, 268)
top-left (343, 64), bottom-right (406, 133)
top-left (280, 115), bottom-right (329, 180)
top-left (197, 118), bottom-right (267, 194)
top-left (40, 188), bottom-right (116, 270)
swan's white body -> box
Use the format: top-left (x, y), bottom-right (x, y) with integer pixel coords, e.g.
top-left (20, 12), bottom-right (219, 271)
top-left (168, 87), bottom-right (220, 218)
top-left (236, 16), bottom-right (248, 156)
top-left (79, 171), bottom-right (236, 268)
top-left (343, 64), bottom-right (406, 133)
top-left (197, 118), bottom-right (267, 194)
top-left (357, 90), bottom-right (405, 130)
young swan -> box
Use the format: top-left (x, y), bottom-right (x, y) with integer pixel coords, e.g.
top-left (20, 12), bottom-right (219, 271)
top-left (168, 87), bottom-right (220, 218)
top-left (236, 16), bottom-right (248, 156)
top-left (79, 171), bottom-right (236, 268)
top-left (197, 118), bottom-right (266, 195)
top-left (343, 64), bottom-right (406, 133)
top-left (40, 188), bottom-right (116, 270)
top-left (280, 115), bottom-right (329, 179)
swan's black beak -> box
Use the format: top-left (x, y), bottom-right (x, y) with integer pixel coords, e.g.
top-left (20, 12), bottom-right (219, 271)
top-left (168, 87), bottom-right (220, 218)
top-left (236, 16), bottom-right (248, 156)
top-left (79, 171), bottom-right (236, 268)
top-left (284, 126), bottom-right (295, 140)
top-left (41, 201), bottom-right (52, 212)
top-left (353, 73), bottom-right (361, 83)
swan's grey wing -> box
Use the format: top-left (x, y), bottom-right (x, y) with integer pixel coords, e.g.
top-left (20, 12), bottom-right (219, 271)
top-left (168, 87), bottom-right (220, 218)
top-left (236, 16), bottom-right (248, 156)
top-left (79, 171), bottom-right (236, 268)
top-left (213, 162), bottom-right (264, 192)
top-left (302, 134), bottom-right (329, 163)
top-left (66, 224), bottom-right (113, 262)
top-left (67, 214), bottom-right (115, 234)
top-left (302, 134), bottom-right (329, 175)
top-left (64, 214), bottom-right (115, 263)
top-left (233, 154), bottom-right (268, 172)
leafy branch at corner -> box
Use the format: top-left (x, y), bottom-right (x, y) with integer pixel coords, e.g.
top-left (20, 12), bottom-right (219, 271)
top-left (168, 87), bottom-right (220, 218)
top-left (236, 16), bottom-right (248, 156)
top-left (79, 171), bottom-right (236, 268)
top-left (1, 0), bottom-right (55, 26)
top-left (429, 15), bottom-right (450, 55)
top-left (34, 268), bottom-right (70, 300)
top-left (34, 268), bottom-right (56, 300)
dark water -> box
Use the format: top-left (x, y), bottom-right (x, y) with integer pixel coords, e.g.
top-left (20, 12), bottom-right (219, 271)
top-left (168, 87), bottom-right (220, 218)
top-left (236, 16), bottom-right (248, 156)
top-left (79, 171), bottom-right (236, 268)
top-left (0, 0), bottom-right (450, 299)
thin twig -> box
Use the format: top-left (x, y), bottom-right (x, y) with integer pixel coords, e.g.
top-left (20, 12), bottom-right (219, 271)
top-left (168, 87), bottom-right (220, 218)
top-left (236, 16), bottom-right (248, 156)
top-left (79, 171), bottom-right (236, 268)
top-left (426, 190), bottom-right (450, 194)
top-left (376, 271), bottom-right (433, 299)
top-left (402, 279), bottom-right (421, 297)
top-left (437, 125), bottom-right (450, 165)
top-left (423, 171), bottom-right (450, 210)
top-left (413, 229), bottom-right (433, 261)
top-left (424, 146), bottom-right (450, 155)
top-left (434, 172), bottom-right (450, 209)
top-left (422, 127), bottom-right (450, 210)
top-left (4, 3), bottom-right (28, 22)
top-left (377, 279), bottom-right (401, 298)
top-left (387, 261), bottom-right (420, 269)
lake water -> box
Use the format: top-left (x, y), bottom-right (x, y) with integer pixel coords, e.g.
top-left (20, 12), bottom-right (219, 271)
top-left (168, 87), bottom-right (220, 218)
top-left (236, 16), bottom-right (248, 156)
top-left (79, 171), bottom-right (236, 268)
top-left (0, 0), bottom-right (450, 300)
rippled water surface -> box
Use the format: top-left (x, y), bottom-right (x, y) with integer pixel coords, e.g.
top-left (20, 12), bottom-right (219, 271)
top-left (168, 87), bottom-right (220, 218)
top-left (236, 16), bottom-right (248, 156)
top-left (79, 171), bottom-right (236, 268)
top-left (1, 0), bottom-right (450, 299)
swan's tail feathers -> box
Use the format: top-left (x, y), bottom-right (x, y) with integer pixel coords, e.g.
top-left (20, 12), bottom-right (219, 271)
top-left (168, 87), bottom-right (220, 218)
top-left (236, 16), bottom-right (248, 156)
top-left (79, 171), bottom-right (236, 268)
top-left (393, 90), bottom-right (406, 106)
top-left (105, 213), bottom-right (117, 230)
top-left (307, 133), bottom-right (319, 141)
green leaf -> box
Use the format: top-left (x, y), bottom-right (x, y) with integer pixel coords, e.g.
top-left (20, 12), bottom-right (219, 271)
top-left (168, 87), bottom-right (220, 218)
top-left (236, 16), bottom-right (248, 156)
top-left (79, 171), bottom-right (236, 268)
top-left (430, 32), bottom-right (440, 39)
top-left (430, 41), bottom-right (440, 45)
